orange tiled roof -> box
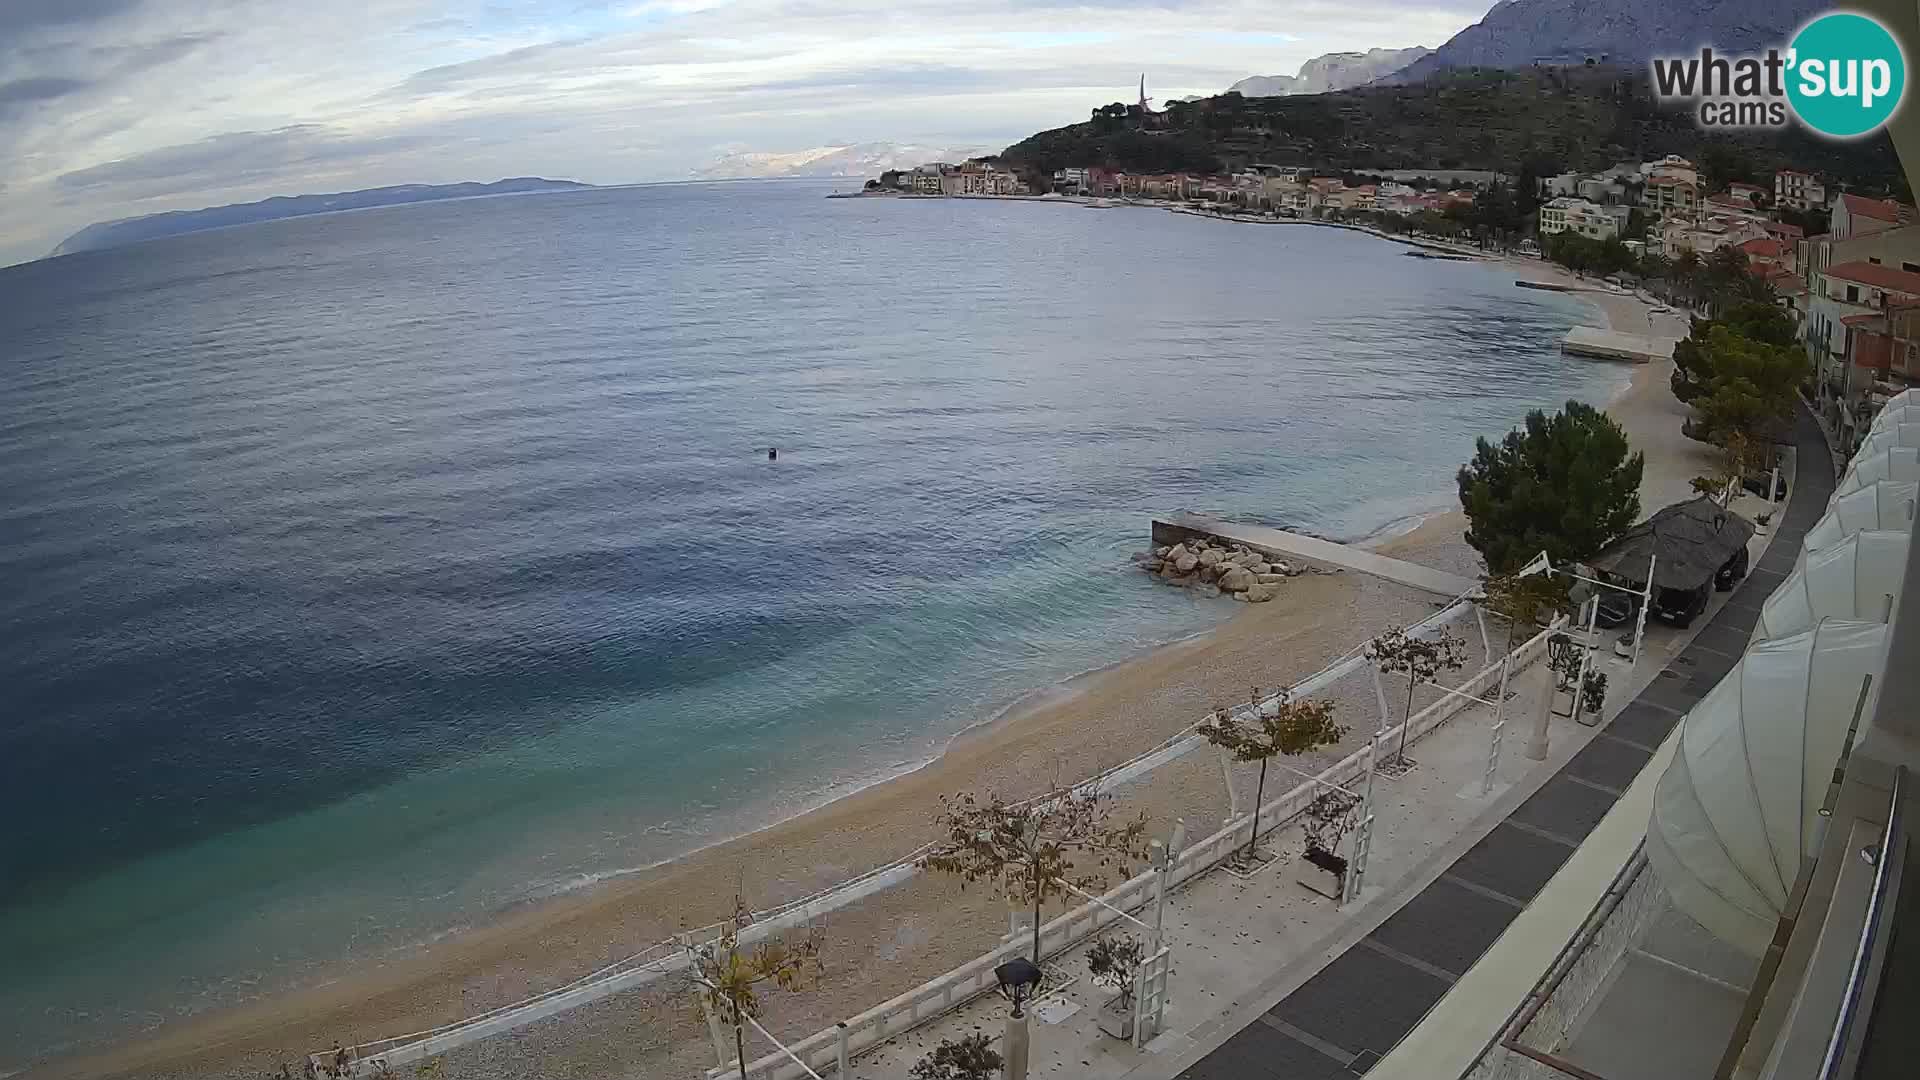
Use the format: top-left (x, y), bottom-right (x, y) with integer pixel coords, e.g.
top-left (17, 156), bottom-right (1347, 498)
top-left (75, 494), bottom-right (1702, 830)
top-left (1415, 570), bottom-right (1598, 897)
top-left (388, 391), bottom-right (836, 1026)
top-left (1842, 193), bottom-right (1904, 222)
top-left (1827, 260), bottom-right (1920, 293)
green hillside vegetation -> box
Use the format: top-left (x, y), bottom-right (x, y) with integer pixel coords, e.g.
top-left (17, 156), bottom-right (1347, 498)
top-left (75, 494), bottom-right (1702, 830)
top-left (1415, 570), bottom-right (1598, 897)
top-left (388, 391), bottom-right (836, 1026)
top-left (1001, 67), bottom-right (1904, 197)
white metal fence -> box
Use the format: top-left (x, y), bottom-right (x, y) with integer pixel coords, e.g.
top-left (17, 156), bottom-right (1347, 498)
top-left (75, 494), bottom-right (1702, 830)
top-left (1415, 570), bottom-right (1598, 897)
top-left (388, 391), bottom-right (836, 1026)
top-left (315, 594), bottom-right (1502, 1077)
top-left (711, 618), bottom-right (1561, 1080)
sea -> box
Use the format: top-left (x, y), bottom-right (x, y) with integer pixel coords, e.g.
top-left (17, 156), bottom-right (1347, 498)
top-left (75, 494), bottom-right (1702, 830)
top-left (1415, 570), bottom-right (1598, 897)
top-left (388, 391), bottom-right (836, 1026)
top-left (0, 180), bottom-right (1619, 1066)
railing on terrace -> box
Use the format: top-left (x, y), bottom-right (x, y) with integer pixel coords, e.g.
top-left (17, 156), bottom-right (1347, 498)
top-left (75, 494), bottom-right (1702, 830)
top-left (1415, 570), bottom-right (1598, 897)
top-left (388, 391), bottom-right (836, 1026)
top-left (1821, 765), bottom-right (1908, 1079)
top-left (315, 590), bottom-right (1500, 1077)
top-left (714, 618), bottom-right (1563, 1080)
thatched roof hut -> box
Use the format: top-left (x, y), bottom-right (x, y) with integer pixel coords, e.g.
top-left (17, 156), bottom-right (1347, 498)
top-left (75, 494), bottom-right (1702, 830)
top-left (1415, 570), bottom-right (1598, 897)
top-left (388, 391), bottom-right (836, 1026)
top-left (1589, 496), bottom-right (1755, 592)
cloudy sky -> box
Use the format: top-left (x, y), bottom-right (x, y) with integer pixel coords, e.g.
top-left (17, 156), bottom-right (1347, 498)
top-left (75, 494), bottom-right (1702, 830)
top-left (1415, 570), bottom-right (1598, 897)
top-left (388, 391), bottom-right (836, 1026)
top-left (0, 0), bottom-right (1492, 265)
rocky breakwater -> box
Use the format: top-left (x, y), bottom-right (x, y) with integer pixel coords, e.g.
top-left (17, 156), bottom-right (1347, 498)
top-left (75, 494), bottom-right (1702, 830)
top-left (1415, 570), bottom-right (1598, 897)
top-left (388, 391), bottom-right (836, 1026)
top-left (1137, 536), bottom-right (1301, 602)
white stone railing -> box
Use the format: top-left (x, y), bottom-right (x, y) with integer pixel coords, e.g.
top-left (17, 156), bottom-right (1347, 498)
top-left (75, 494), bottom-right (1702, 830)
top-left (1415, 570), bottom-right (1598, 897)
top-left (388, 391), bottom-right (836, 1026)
top-left (318, 594), bottom-right (1500, 1076)
top-left (714, 619), bottom-right (1562, 1080)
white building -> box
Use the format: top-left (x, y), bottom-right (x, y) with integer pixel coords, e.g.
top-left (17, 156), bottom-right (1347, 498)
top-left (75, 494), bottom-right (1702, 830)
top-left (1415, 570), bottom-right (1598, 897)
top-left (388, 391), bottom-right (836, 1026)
top-left (1776, 168), bottom-right (1828, 211)
top-left (1539, 196), bottom-right (1619, 240)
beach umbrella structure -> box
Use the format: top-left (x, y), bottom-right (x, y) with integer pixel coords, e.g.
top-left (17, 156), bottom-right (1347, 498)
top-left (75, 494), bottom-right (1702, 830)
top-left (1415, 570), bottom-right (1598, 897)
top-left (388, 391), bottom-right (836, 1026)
top-left (1754, 530), bottom-right (1909, 641)
top-left (1805, 480), bottom-right (1917, 553)
top-left (1835, 446), bottom-right (1920, 498)
top-left (1646, 620), bottom-right (1891, 955)
top-left (1587, 496), bottom-right (1755, 595)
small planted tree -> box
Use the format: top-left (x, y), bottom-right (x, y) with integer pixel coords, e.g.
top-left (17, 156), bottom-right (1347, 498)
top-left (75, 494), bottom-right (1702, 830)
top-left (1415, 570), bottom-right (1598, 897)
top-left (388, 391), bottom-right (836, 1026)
top-left (683, 898), bottom-right (824, 1079)
top-left (1581, 670), bottom-right (1609, 720)
top-left (1085, 933), bottom-right (1147, 1009)
top-left (1198, 687), bottom-right (1346, 861)
top-left (1300, 788), bottom-right (1362, 858)
top-left (1480, 571), bottom-right (1568, 655)
top-left (911, 1033), bottom-right (1003, 1080)
top-left (1366, 626), bottom-right (1469, 769)
top-left (922, 785), bottom-right (1150, 966)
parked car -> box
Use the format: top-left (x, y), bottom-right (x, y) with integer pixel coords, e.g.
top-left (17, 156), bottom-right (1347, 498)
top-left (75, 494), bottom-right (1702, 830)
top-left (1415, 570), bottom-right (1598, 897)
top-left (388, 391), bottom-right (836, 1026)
top-left (1716, 546), bottom-right (1750, 591)
top-left (1596, 590), bottom-right (1639, 628)
top-left (1742, 472), bottom-right (1786, 500)
top-left (1652, 582), bottom-right (1711, 628)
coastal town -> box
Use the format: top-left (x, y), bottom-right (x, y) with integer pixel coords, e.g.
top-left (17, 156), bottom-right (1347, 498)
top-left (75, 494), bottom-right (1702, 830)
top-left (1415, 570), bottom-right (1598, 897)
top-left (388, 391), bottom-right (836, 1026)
top-left (20, 0), bottom-right (1920, 1069)
top-left (868, 151), bottom-right (1919, 453)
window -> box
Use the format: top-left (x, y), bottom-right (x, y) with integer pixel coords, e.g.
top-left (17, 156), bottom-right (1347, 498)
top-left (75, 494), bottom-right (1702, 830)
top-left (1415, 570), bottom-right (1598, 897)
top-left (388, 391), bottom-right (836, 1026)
top-left (1871, 257), bottom-right (1883, 265)
top-left (1904, 263), bottom-right (1919, 274)
top-left (1848, 285), bottom-right (1861, 303)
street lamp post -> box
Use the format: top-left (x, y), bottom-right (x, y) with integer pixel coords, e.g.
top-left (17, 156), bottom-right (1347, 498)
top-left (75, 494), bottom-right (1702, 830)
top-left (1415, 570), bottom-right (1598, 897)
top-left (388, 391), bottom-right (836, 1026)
top-left (995, 958), bottom-right (1043, 1080)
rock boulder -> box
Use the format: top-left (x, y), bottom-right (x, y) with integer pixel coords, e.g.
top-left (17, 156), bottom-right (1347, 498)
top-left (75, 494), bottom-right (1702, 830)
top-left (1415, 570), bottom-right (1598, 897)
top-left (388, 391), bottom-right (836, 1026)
top-left (1219, 566), bottom-right (1255, 592)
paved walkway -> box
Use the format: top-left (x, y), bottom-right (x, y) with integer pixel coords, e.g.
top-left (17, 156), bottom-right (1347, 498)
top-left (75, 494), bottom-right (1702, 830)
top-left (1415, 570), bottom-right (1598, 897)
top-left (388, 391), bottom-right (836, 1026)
top-left (1166, 406), bottom-right (1835, 1080)
top-left (1153, 514), bottom-right (1478, 598)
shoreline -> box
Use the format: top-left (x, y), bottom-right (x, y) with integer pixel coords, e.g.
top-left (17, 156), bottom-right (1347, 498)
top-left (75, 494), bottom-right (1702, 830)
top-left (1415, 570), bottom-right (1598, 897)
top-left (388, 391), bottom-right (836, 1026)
top-left (32, 239), bottom-right (1699, 1080)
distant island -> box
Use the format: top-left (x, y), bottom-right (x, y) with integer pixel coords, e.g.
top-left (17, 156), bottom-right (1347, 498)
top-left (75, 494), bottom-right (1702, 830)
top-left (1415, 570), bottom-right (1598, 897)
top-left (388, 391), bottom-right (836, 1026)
top-left (50, 177), bottom-right (593, 257)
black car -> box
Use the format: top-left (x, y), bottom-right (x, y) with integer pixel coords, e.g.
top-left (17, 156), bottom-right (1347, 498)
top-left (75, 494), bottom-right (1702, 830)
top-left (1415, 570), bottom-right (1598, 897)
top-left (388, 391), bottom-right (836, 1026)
top-left (1596, 590), bottom-right (1639, 628)
top-left (1653, 582), bottom-right (1711, 628)
top-left (1716, 546), bottom-right (1750, 591)
top-left (1742, 473), bottom-right (1787, 500)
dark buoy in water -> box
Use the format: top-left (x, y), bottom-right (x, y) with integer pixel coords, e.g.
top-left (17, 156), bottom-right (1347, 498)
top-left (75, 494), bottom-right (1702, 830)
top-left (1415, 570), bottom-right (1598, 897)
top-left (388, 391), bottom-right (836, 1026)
top-left (768, 447), bottom-right (778, 461)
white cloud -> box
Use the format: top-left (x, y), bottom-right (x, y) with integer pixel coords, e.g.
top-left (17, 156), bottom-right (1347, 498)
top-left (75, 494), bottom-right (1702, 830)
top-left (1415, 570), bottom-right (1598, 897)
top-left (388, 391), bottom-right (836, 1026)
top-left (0, 0), bottom-right (1489, 264)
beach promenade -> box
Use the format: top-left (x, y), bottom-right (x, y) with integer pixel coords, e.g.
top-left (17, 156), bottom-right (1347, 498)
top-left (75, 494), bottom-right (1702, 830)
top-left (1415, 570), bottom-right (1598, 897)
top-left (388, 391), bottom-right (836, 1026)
top-left (1153, 403), bottom-right (1833, 1080)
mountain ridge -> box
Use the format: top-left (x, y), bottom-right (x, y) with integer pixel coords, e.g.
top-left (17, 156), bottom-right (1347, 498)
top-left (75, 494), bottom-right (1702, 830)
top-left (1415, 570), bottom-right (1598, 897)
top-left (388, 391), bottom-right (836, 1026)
top-left (1389, 0), bottom-right (1825, 84)
top-left (51, 177), bottom-right (591, 257)
top-left (1228, 47), bottom-right (1432, 98)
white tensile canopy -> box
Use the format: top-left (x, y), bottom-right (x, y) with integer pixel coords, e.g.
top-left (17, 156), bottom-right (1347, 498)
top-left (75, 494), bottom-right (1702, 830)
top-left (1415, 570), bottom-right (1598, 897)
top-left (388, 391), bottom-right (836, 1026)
top-left (1836, 446), bottom-right (1920, 497)
top-left (1755, 531), bottom-right (1909, 641)
top-left (1647, 620), bottom-right (1889, 955)
top-left (1870, 403), bottom-right (1920, 434)
top-left (1806, 480), bottom-right (1918, 552)
top-left (1853, 421), bottom-right (1920, 461)
top-left (1874, 388), bottom-right (1920, 415)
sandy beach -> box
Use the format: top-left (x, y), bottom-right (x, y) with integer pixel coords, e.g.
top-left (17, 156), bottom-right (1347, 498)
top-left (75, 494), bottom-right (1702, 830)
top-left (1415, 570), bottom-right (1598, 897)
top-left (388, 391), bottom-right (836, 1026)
top-left (36, 255), bottom-right (1711, 1080)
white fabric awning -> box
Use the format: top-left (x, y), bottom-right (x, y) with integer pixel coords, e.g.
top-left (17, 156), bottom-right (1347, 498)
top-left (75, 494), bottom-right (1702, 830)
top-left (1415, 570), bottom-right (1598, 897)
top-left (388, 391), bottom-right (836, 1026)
top-left (1836, 447), bottom-right (1920, 498)
top-left (1806, 480), bottom-right (1918, 552)
top-left (1868, 397), bottom-right (1920, 434)
top-left (1647, 620), bottom-right (1889, 954)
top-left (1755, 531), bottom-right (1909, 641)
top-left (1854, 422), bottom-right (1920, 461)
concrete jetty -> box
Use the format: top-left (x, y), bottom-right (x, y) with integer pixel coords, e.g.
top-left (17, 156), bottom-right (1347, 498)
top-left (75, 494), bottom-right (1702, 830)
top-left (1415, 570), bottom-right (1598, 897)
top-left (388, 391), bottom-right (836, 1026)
top-left (1152, 512), bottom-right (1478, 597)
top-left (1561, 325), bottom-right (1678, 364)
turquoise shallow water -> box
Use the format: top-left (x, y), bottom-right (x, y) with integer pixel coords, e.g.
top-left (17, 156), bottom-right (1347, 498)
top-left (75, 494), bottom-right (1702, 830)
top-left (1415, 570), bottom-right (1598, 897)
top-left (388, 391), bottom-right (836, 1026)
top-left (0, 181), bottom-right (1614, 1065)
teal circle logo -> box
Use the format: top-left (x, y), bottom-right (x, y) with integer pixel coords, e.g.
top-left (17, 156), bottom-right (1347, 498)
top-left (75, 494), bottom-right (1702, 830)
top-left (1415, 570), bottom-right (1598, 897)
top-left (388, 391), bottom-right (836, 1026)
top-left (1787, 12), bottom-right (1906, 138)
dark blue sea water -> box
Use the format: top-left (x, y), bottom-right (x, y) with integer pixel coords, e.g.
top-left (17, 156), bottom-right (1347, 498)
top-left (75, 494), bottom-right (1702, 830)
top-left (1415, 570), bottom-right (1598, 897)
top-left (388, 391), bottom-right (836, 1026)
top-left (0, 180), bottom-right (1614, 1064)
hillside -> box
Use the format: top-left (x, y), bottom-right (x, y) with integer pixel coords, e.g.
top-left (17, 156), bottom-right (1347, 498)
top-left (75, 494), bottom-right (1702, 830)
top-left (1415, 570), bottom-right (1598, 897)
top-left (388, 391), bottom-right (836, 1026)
top-left (1389, 0), bottom-right (1823, 83)
top-left (1228, 47), bottom-right (1431, 98)
top-left (51, 177), bottom-right (591, 257)
top-left (1000, 67), bottom-right (1904, 192)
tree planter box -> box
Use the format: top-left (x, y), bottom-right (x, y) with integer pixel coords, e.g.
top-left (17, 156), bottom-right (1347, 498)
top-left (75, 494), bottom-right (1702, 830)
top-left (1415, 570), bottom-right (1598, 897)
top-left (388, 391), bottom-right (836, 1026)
top-left (1221, 844), bottom-right (1282, 880)
top-left (1097, 995), bottom-right (1136, 1040)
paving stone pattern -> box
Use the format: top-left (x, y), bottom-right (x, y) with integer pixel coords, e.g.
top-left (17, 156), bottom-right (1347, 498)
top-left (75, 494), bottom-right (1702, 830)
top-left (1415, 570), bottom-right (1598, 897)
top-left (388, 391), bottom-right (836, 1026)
top-left (1175, 406), bottom-right (1834, 1079)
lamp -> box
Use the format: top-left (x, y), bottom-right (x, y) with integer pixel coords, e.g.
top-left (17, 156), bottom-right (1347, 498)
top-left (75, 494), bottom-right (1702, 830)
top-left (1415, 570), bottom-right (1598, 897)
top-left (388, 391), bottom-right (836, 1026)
top-left (995, 957), bottom-right (1043, 1018)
